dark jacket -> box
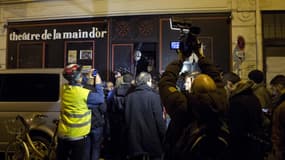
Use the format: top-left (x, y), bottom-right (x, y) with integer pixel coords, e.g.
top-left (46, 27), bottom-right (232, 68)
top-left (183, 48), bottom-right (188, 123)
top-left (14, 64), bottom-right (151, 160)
top-left (106, 83), bottom-right (133, 159)
top-left (228, 80), bottom-right (264, 160)
top-left (107, 83), bottom-right (133, 137)
top-left (125, 84), bottom-right (166, 158)
top-left (272, 93), bottom-right (285, 160)
top-left (158, 57), bottom-right (228, 160)
top-left (252, 83), bottom-right (272, 109)
top-left (109, 83), bottom-right (133, 113)
top-left (84, 84), bottom-right (106, 129)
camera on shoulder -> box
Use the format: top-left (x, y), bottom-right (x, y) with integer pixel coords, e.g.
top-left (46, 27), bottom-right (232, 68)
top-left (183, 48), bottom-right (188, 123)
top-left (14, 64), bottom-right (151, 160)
top-left (170, 17), bottom-right (202, 75)
top-left (169, 17), bottom-right (201, 57)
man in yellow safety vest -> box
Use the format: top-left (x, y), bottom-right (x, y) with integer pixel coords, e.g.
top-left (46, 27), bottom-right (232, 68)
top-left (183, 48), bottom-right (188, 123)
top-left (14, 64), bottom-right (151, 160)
top-left (57, 64), bottom-right (105, 160)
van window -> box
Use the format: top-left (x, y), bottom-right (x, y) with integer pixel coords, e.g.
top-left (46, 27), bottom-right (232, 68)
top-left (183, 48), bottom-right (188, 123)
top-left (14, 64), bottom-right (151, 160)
top-left (0, 74), bottom-right (60, 101)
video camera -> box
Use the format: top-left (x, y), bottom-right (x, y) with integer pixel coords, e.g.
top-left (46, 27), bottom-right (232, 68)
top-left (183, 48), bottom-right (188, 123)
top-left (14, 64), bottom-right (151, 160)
top-left (170, 17), bottom-right (202, 75)
top-left (170, 17), bottom-right (201, 57)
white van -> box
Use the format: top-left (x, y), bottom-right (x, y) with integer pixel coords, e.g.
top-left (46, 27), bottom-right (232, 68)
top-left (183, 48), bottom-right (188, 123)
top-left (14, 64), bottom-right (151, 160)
top-left (0, 68), bottom-right (66, 152)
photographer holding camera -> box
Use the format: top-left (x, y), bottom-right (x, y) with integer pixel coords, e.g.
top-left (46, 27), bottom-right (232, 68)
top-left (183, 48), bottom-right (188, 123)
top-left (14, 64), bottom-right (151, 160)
top-left (158, 25), bottom-right (229, 160)
top-left (58, 65), bottom-right (105, 160)
top-left (82, 69), bottom-right (107, 160)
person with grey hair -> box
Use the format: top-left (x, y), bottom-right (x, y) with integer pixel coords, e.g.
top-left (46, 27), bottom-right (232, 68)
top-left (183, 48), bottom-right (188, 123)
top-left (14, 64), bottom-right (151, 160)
top-left (135, 71), bottom-right (152, 86)
top-left (124, 72), bottom-right (166, 160)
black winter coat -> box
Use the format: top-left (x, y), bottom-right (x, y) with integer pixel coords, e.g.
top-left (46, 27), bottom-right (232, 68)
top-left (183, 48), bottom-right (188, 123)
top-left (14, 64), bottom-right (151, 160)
top-left (107, 83), bottom-right (133, 158)
top-left (125, 84), bottom-right (166, 158)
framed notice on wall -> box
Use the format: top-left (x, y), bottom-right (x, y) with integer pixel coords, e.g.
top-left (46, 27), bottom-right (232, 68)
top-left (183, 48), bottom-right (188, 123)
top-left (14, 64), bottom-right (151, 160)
top-left (67, 50), bottom-right (77, 64)
top-left (64, 41), bottom-right (95, 67)
top-left (80, 50), bottom-right (92, 60)
top-left (199, 36), bottom-right (214, 62)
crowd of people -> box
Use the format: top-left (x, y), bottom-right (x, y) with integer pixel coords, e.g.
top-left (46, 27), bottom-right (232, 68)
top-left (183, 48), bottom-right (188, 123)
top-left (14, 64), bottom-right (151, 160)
top-left (56, 37), bottom-right (285, 160)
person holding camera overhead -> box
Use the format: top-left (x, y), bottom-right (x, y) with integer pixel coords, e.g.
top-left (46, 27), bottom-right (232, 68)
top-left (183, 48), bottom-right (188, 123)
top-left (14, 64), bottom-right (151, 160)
top-left (82, 69), bottom-right (106, 160)
top-left (57, 64), bottom-right (105, 160)
top-left (158, 26), bottom-right (229, 160)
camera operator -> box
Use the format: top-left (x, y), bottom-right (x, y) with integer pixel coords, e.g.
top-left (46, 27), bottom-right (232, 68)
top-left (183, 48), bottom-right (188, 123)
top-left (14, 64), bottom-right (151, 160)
top-left (82, 69), bottom-right (106, 160)
top-left (158, 30), bottom-right (229, 160)
top-left (58, 64), bottom-right (105, 160)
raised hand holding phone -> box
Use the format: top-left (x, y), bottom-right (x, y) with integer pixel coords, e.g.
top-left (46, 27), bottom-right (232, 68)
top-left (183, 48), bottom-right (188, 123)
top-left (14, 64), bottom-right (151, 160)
top-left (92, 69), bottom-right (97, 77)
top-left (91, 69), bottom-right (102, 85)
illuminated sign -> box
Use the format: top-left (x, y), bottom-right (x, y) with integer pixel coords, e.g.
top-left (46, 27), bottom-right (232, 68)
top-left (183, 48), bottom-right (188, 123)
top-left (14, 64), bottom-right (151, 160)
top-left (9, 27), bottom-right (107, 41)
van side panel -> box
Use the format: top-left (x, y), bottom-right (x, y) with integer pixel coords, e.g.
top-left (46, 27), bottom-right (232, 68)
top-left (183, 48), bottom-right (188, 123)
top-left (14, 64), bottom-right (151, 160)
top-left (0, 69), bottom-right (64, 152)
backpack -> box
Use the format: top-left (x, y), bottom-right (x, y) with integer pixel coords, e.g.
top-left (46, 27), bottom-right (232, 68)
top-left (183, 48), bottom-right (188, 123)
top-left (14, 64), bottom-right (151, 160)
top-left (175, 119), bottom-right (230, 160)
top-left (108, 85), bottom-right (132, 132)
top-left (111, 84), bottom-right (132, 113)
top-left (91, 102), bottom-right (107, 129)
top-left (112, 91), bottom-right (126, 113)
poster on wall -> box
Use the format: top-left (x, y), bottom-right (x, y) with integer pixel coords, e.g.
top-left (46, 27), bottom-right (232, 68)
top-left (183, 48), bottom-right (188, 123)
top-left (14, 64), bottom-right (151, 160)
top-left (68, 50), bottom-right (77, 64)
top-left (82, 65), bottom-right (92, 73)
top-left (80, 50), bottom-right (93, 60)
top-left (199, 37), bottom-right (213, 61)
top-left (64, 41), bottom-right (95, 67)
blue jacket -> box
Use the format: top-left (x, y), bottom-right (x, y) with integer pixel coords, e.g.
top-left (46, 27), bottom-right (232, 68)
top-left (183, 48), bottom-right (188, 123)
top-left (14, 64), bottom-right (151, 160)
top-left (84, 84), bottom-right (106, 129)
top-left (86, 84), bottom-right (105, 107)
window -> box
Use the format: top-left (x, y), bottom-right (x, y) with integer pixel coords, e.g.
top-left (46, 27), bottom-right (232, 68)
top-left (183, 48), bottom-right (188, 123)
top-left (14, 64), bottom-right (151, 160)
top-left (0, 74), bottom-right (60, 101)
top-left (263, 12), bottom-right (285, 40)
top-left (17, 42), bottom-right (45, 68)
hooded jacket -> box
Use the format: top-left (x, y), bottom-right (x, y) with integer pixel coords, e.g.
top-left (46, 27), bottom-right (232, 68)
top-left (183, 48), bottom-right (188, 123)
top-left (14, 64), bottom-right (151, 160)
top-left (228, 80), bottom-right (264, 160)
top-left (272, 92), bottom-right (285, 159)
top-left (251, 83), bottom-right (272, 109)
top-left (158, 57), bottom-right (228, 160)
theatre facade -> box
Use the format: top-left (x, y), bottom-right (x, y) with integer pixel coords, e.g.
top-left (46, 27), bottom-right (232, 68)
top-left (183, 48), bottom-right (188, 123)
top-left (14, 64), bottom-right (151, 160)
top-left (5, 14), bottom-right (231, 80)
top-left (0, 0), bottom-right (284, 82)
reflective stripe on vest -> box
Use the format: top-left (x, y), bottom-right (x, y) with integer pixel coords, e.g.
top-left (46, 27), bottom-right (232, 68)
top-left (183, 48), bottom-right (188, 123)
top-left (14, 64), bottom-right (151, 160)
top-left (62, 110), bottom-right (91, 119)
top-left (58, 85), bottom-right (91, 138)
top-left (61, 111), bottom-right (91, 128)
